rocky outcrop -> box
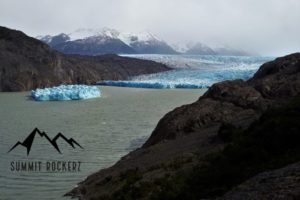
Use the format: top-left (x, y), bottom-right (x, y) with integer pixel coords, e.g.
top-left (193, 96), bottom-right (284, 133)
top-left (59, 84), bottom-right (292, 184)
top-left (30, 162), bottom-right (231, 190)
top-left (219, 162), bottom-right (300, 200)
top-left (66, 53), bottom-right (300, 200)
top-left (144, 53), bottom-right (300, 147)
top-left (0, 26), bottom-right (170, 92)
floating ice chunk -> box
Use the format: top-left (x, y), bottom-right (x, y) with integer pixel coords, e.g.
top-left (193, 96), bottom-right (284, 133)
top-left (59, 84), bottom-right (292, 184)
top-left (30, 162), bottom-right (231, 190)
top-left (31, 85), bottom-right (101, 101)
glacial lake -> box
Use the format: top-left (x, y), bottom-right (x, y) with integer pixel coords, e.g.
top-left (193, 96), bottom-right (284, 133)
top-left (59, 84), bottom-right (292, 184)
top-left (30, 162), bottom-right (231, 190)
top-left (0, 86), bottom-right (206, 200)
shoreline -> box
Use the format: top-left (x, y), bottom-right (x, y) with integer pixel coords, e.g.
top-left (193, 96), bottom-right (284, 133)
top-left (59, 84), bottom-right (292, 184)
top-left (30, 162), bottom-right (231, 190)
top-left (0, 86), bottom-right (206, 200)
top-left (66, 53), bottom-right (300, 200)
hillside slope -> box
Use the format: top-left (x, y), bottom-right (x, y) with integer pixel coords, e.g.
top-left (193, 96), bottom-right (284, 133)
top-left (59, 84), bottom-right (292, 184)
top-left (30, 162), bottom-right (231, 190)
top-left (66, 53), bottom-right (300, 200)
top-left (0, 26), bottom-right (170, 91)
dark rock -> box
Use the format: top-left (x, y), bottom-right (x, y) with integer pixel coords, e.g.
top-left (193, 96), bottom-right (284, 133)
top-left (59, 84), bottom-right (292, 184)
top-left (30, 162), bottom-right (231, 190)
top-left (144, 53), bottom-right (300, 147)
top-left (66, 53), bottom-right (300, 199)
top-left (53, 36), bottom-right (136, 55)
top-left (47, 33), bottom-right (70, 47)
top-left (249, 53), bottom-right (300, 99)
top-left (219, 162), bottom-right (300, 200)
top-left (251, 53), bottom-right (300, 79)
top-left (0, 26), bottom-right (170, 92)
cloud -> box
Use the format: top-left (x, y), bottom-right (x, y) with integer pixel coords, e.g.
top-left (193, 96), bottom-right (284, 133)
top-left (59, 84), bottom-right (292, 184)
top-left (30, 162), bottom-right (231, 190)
top-left (0, 0), bottom-right (299, 56)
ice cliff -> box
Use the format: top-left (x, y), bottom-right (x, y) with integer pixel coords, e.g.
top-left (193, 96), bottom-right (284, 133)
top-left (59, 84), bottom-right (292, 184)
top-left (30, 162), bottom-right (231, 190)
top-left (31, 85), bottom-right (101, 101)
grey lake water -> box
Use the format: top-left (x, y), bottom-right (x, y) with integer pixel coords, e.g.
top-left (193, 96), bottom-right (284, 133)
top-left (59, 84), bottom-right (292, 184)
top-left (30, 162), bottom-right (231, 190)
top-left (0, 86), bottom-right (206, 200)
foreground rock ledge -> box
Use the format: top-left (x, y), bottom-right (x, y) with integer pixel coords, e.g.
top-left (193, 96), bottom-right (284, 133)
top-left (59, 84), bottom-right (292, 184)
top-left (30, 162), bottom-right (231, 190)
top-left (219, 162), bottom-right (300, 200)
top-left (66, 53), bottom-right (300, 200)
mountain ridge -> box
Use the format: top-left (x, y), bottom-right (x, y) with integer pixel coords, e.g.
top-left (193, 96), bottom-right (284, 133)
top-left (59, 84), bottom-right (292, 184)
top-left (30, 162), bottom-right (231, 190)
top-left (37, 28), bottom-right (251, 56)
top-left (0, 26), bottom-right (170, 92)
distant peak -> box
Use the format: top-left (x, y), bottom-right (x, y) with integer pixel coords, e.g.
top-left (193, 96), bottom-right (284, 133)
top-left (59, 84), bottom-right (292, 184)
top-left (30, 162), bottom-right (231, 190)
top-left (69, 27), bottom-right (120, 41)
top-left (35, 27), bottom-right (251, 56)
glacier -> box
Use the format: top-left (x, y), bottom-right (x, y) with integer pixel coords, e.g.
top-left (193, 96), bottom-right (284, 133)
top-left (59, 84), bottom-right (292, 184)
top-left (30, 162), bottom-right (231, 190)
top-left (31, 85), bottom-right (101, 101)
top-left (98, 55), bottom-right (274, 89)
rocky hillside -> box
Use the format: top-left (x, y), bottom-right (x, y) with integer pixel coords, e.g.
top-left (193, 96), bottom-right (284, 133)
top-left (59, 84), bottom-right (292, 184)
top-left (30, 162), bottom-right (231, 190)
top-left (66, 53), bottom-right (300, 200)
top-left (0, 26), bottom-right (170, 92)
top-left (144, 53), bottom-right (300, 147)
top-left (220, 161), bottom-right (300, 200)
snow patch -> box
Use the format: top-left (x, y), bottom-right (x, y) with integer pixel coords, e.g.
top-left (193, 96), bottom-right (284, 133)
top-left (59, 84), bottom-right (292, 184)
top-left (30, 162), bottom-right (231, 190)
top-left (67, 28), bottom-right (161, 45)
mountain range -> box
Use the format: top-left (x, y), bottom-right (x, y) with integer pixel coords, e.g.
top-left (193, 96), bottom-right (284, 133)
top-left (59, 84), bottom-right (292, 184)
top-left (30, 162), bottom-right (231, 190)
top-left (37, 28), bottom-right (250, 56)
top-left (0, 26), bottom-right (170, 92)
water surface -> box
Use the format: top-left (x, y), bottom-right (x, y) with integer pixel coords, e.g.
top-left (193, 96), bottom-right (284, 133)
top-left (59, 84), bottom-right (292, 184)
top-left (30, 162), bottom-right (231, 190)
top-left (0, 86), bottom-right (205, 200)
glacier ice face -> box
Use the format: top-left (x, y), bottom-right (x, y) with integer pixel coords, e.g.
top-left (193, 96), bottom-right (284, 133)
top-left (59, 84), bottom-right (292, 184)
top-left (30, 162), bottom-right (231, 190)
top-left (98, 55), bottom-right (274, 89)
top-left (121, 54), bottom-right (273, 70)
top-left (31, 85), bottom-right (101, 101)
top-left (97, 69), bottom-right (255, 89)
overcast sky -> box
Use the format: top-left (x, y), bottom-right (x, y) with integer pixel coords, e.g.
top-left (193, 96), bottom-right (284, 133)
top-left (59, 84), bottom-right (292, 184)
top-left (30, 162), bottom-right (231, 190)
top-left (0, 0), bottom-right (299, 56)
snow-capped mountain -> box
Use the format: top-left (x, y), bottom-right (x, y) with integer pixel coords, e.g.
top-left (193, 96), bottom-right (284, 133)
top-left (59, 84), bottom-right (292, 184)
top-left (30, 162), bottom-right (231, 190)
top-left (37, 28), bottom-right (250, 56)
top-left (37, 28), bottom-right (177, 55)
top-left (171, 42), bottom-right (250, 56)
top-left (68, 28), bottom-right (119, 41)
top-left (119, 31), bottom-right (177, 54)
top-left (37, 33), bottom-right (70, 47)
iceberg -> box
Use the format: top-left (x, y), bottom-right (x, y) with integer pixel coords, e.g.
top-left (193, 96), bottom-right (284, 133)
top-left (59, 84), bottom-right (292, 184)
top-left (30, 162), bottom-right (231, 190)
top-left (31, 85), bottom-right (101, 101)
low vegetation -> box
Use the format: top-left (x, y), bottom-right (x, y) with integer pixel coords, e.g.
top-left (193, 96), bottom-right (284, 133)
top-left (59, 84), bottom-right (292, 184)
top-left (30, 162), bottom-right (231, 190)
top-left (152, 97), bottom-right (300, 199)
top-left (101, 97), bottom-right (300, 200)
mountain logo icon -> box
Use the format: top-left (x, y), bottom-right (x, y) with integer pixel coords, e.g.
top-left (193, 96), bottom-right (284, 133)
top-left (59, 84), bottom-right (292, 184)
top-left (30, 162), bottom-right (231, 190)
top-left (8, 128), bottom-right (83, 155)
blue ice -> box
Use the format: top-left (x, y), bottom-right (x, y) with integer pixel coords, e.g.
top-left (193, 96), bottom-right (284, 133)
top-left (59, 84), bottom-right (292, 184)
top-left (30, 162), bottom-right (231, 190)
top-left (31, 85), bottom-right (101, 101)
top-left (98, 55), bottom-right (273, 89)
